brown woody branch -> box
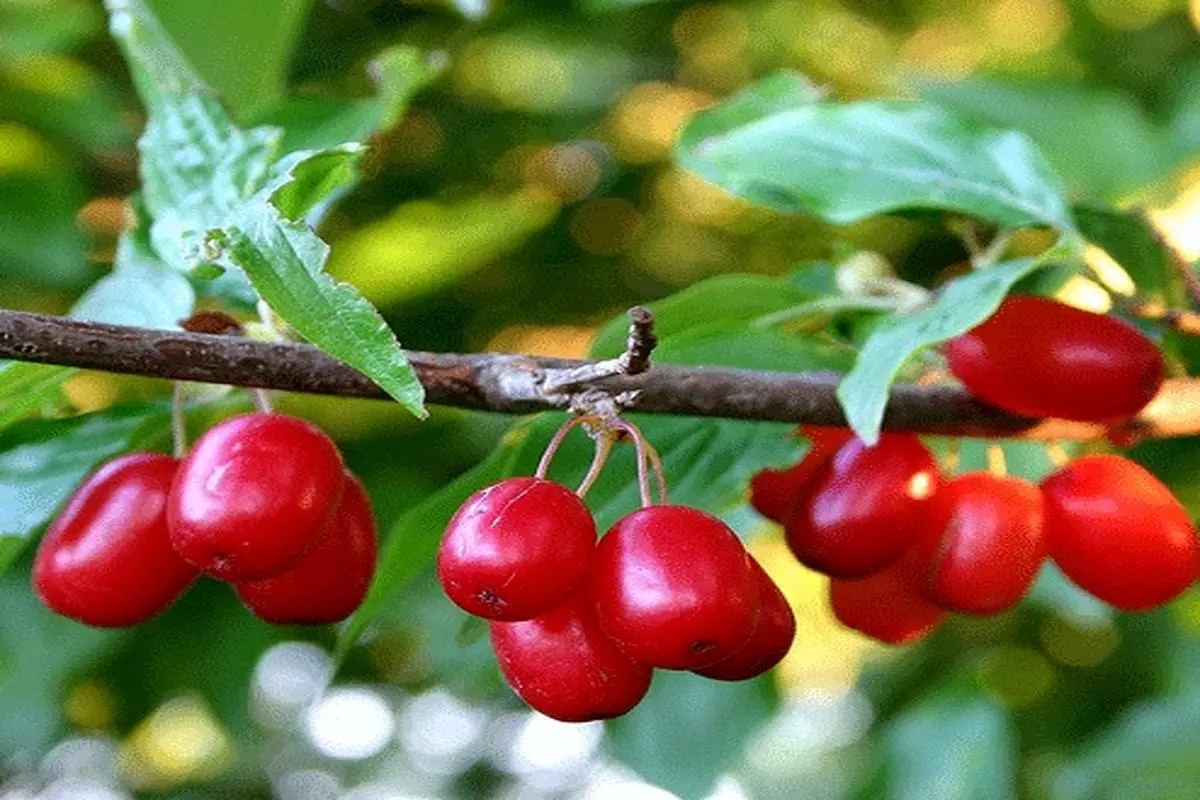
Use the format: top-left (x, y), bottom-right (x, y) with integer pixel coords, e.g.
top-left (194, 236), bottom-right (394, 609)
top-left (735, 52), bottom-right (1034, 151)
top-left (1, 309), bottom-right (1199, 440)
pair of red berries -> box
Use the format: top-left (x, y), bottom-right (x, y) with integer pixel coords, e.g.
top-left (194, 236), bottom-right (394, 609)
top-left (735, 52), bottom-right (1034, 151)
top-left (752, 429), bottom-right (1200, 644)
top-left (437, 477), bottom-right (796, 722)
top-left (33, 412), bottom-right (377, 628)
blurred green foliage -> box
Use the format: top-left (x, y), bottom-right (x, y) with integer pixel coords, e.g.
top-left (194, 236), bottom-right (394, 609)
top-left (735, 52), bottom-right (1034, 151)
top-left (1, 0), bottom-right (1200, 798)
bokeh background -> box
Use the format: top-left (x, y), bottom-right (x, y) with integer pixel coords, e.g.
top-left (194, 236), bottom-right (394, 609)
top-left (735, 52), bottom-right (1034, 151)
top-left (2, 0), bottom-right (1200, 798)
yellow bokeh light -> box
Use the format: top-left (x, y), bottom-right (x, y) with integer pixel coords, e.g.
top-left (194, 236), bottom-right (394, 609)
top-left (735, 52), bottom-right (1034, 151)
top-left (0, 53), bottom-right (95, 97)
top-left (653, 167), bottom-right (747, 227)
top-left (0, 122), bottom-right (56, 174)
top-left (1084, 244), bottom-right (1137, 297)
top-left (609, 82), bottom-right (713, 164)
top-left (120, 696), bottom-right (233, 790)
top-left (485, 324), bottom-right (596, 358)
top-left (1054, 274), bottom-right (1114, 313)
top-left (1150, 167), bottom-right (1200, 262)
top-left (901, 19), bottom-right (987, 77)
top-left (63, 372), bottom-right (121, 413)
top-left (523, 143), bottom-right (604, 202)
top-left (984, 0), bottom-right (1070, 56)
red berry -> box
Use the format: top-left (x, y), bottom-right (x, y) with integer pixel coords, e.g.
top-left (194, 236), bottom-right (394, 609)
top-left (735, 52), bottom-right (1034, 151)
top-left (33, 453), bottom-right (196, 627)
top-left (1041, 454), bottom-right (1199, 610)
top-left (919, 472), bottom-right (1046, 615)
top-left (785, 435), bottom-right (940, 578)
top-left (693, 557), bottom-right (795, 681)
top-left (491, 593), bottom-right (652, 722)
top-left (168, 413), bottom-right (345, 582)
top-left (829, 557), bottom-right (944, 645)
top-left (750, 426), bottom-right (853, 523)
top-left (437, 477), bottom-right (596, 621)
top-left (591, 505), bottom-right (759, 670)
top-left (945, 295), bottom-right (1164, 422)
top-left (237, 474), bottom-right (377, 625)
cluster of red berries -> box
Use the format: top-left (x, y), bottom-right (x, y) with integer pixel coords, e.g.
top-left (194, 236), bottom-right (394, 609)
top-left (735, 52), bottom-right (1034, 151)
top-left (33, 412), bottom-right (376, 628)
top-left (751, 294), bottom-right (1195, 644)
top-left (437, 475), bottom-right (796, 723)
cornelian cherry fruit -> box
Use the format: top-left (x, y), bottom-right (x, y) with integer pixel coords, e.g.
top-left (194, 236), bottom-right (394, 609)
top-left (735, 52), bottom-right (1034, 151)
top-left (829, 555), bottom-right (944, 645)
top-left (945, 295), bottom-right (1164, 422)
top-left (1041, 454), bottom-right (1199, 610)
top-left (438, 477), bottom-right (596, 621)
top-left (785, 434), bottom-right (940, 578)
top-left (490, 593), bottom-right (652, 722)
top-left (749, 426), bottom-right (853, 523)
top-left (237, 474), bottom-right (377, 624)
top-left (591, 505), bottom-right (759, 670)
top-left (694, 557), bottom-right (795, 681)
top-left (34, 453), bottom-right (196, 627)
top-left (918, 472), bottom-right (1046, 615)
top-left (168, 413), bottom-right (345, 582)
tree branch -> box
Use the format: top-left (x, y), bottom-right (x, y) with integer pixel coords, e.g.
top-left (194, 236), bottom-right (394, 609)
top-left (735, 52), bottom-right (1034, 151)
top-left (1, 309), bottom-right (1198, 440)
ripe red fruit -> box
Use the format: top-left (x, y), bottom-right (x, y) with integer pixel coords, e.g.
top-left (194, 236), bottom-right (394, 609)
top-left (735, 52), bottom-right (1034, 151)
top-left (750, 426), bottom-right (854, 523)
top-left (438, 477), bottom-right (596, 621)
top-left (591, 505), bottom-right (759, 670)
top-left (1041, 454), bottom-right (1199, 610)
top-left (785, 435), bottom-right (940, 578)
top-left (693, 557), bottom-right (795, 681)
top-left (945, 295), bottom-right (1164, 422)
top-left (33, 453), bottom-right (196, 627)
top-left (919, 472), bottom-right (1046, 615)
top-left (491, 593), bottom-right (652, 722)
top-left (237, 474), bottom-right (377, 624)
top-left (168, 413), bottom-right (345, 582)
top-left (829, 557), bottom-right (944, 645)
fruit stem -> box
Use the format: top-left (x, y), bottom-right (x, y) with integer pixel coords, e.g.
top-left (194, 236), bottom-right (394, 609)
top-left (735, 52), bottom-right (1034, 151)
top-left (575, 430), bottom-right (615, 499)
top-left (251, 388), bottom-right (273, 414)
top-left (171, 383), bottom-right (188, 458)
top-left (535, 415), bottom-right (591, 480)
top-left (986, 443), bottom-right (1008, 477)
top-left (610, 419), bottom-right (668, 506)
top-left (1046, 440), bottom-right (1071, 468)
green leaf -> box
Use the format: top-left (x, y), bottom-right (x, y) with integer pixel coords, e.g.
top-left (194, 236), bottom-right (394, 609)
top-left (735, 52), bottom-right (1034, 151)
top-left (0, 403), bottom-right (172, 574)
top-left (589, 273), bottom-right (816, 358)
top-left (883, 694), bottom-right (1015, 800)
top-left (143, 0), bottom-right (312, 119)
top-left (0, 362), bottom-right (72, 433)
top-left (0, 575), bottom-right (127, 755)
top-left (607, 671), bottom-right (778, 798)
top-left (836, 256), bottom-right (1060, 444)
top-left (72, 201), bottom-right (195, 328)
top-left (106, 2), bottom-right (428, 417)
top-left (1051, 694), bottom-right (1200, 800)
top-left (1076, 205), bottom-right (1185, 307)
top-left (678, 74), bottom-right (1075, 232)
top-left (220, 203), bottom-right (427, 417)
top-left (920, 77), bottom-right (1178, 202)
top-left (652, 324), bottom-right (853, 372)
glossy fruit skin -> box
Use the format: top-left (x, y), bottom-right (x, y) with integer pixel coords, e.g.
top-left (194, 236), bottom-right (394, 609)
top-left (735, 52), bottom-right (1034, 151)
top-left (693, 557), bottom-right (795, 681)
top-left (168, 413), bottom-right (345, 582)
top-left (237, 474), bottom-right (377, 624)
top-left (829, 555), bottom-right (944, 645)
top-left (591, 505), bottom-right (759, 670)
top-left (491, 593), bottom-right (653, 722)
top-left (750, 426), bottom-right (854, 523)
top-left (945, 295), bottom-right (1165, 422)
top-left (919, 473), bottom-right (1046, 615)
top-left (33, 453), bottom-right (197, 627)
top-left (437, 477), bottom-right (596, 621)
top-left (1042, 454), bottom-right (1199, 610)
top-left (785, 435), bottom-right (941, 578)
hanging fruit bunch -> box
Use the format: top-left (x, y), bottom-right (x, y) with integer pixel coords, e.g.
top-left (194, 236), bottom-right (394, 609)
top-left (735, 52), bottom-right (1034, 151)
top-left (437, 415), bottom-right (796, 722)
top-left (33, 404), bottom-right (377, 628)
top-left (751, 294), bottom-right (1197, 644)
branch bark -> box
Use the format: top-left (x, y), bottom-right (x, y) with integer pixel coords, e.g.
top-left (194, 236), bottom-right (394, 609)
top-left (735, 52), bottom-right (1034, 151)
top-left (1, 309), bottom-right (1197, 440)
